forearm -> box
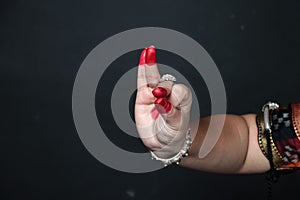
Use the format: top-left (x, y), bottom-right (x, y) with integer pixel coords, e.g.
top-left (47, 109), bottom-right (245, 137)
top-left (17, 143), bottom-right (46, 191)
top-left (179, 114), bottom-right (270, 174)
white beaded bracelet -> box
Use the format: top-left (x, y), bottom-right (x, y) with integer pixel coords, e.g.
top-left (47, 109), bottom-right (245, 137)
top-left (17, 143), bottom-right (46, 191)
top-left (150, 129), bottom-right (192, 166)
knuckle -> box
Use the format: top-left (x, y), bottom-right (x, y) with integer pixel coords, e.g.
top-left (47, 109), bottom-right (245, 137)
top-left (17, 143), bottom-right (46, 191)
top-left (173, 84), bottom-right (191, 97)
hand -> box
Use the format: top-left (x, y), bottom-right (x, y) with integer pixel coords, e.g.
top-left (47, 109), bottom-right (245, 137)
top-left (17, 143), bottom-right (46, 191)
top-left (135, 46), bottom-right (193, 158)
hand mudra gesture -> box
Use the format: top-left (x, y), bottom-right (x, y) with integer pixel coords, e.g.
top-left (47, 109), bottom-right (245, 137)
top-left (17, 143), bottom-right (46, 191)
top-left (135, 46), bottom-right (193, 159)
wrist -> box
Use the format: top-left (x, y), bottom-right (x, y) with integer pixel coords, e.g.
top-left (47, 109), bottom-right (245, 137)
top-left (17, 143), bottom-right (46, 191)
top-left (150, 129), bottom-right (192, 165)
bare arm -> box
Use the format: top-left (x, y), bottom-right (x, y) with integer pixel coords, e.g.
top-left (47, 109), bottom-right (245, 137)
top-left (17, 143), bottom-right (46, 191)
top-left (135, 46), bottom-right (269, 174)
top-left (179, 114), bottom-right (270, 173)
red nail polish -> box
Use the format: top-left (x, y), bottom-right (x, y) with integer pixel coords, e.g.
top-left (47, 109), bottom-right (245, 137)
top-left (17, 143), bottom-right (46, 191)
top-left (154, 98), bottom-right (172, 114)
top-left (151, 107), bottom-right (159, 120)
top-left (139, 48), bottom-right (147, 65)
top-left (146, 46), bottom-right (156, 65)
top-left (152, 87), bottom-right (168, 98)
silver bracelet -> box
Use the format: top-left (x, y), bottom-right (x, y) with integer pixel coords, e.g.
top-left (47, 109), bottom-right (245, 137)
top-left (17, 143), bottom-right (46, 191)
top-left (262, 101), bottom-right (279, 133)
top-left (150, 129), bottom-right (192, 166)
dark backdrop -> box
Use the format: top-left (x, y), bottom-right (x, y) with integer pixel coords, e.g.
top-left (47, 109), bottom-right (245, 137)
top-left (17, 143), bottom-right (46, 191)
top-left (1, 0), bottom-right (300, 200)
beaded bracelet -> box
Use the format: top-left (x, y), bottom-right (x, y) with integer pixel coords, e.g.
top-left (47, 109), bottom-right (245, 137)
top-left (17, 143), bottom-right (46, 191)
top-left (150, 129), bottom-right (192, 166)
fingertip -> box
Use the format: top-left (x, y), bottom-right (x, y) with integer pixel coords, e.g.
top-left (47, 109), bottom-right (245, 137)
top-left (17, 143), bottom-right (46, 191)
top-left (146, 46), bottom-right (156, 65)
top-left (154, 98), bottom-right (172, 114)
top-left (151, 107), bottom-right (159, 120)
top-left (139, 48), bottom-right (147, 65)
top-left (152, 87), bottom-right (168, 98)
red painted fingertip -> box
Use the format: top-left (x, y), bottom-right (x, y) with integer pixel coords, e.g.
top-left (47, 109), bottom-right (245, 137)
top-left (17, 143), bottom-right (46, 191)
top-left (151, 107), bottom-right (159, 120)
top-left (154, 98), bottom-right (172, 114)
top-left (139, 48), bottom-right (147, 65)
top-left (152, 87), bottom-right (168, 98)
top-left (146, 46), bottom-right (156, 65)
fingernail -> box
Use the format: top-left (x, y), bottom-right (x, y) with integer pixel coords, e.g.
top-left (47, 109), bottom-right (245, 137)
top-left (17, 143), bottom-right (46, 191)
top-left (151, 107), bottom-right (159, 120)
top-left (154, 98), bottom-right (172, 114)
top-left (139, 48), bottom-right (147, 65)
top-left (146, 46), bottom-right (156, 65)
top-left (152, 87), bottom-right (168, 98)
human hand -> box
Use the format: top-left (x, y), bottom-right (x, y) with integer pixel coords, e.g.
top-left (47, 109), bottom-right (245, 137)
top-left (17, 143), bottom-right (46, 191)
top-left (135, 46), bottom-right (193, 159)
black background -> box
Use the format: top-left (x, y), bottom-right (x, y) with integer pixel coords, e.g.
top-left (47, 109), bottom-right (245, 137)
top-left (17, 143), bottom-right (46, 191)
top-left (1, 0), bottom-right (300, 200)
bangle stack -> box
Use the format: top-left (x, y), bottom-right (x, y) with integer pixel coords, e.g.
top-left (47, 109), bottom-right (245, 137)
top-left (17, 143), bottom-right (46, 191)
top-left (257, 101), bottom-right (300, 172)
top-left (257, 102), bottom-right (285, 170)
